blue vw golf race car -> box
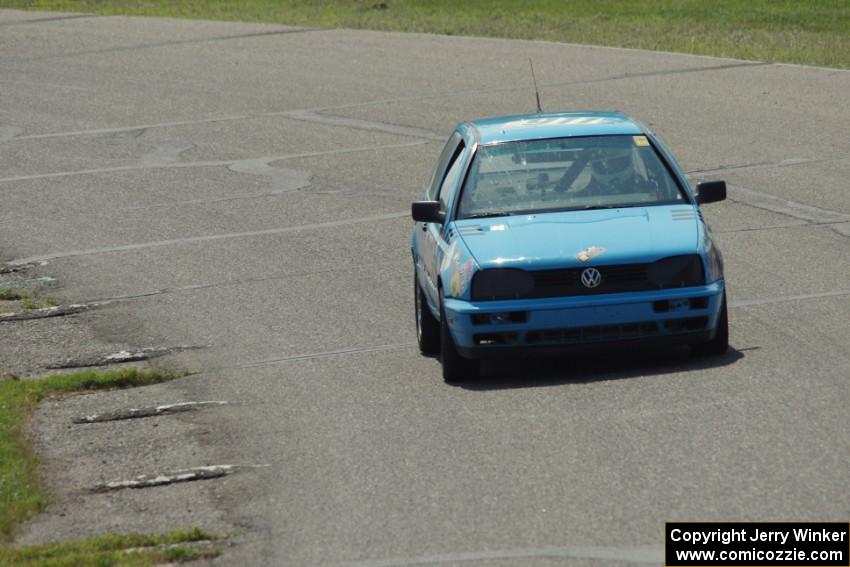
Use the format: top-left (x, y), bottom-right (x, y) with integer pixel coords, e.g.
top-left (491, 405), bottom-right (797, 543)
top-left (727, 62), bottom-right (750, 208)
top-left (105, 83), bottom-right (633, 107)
top-left (411, 111), bottom-right (728, 382)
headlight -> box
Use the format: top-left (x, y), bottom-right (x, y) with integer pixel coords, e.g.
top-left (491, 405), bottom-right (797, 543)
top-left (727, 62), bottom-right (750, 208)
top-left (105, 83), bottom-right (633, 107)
top-left (705, 238), bottom-right (723, 282)
top-left (471, 269), bottom-right (534, 300)
top-left (648, 255), bottom-right (705, 288)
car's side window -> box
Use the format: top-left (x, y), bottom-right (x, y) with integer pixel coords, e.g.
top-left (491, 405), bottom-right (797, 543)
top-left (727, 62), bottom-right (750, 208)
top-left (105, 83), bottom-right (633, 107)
top-left (438, 142), bottom-right (466, 213)
top-left (427, 132), bottom-right (463, 201)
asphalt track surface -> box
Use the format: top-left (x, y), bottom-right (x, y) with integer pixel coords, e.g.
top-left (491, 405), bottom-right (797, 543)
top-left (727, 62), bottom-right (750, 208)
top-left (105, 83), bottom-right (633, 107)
top-left (2, 10), bottom-right (850, 567)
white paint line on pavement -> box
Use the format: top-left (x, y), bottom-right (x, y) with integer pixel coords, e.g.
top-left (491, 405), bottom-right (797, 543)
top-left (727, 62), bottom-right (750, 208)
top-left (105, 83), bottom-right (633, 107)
top-left (5, 212), bottom-right (409, 265)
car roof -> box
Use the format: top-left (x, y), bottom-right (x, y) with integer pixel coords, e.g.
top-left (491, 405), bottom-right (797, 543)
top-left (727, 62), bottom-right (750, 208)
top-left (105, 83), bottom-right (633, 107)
top-left (465, 111), bottom-right (645, 145)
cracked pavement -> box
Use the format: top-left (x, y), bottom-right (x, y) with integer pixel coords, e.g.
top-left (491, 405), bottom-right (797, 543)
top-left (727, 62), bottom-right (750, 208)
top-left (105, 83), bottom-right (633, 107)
top-left (1, 8), bottom-right (849, 567)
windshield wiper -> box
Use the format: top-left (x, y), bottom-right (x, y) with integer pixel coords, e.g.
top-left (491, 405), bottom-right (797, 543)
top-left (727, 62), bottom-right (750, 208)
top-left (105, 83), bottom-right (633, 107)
top-left (578, 203), bottom-right (643, 211)
top-left (463, 211), bottom-right (514, 219)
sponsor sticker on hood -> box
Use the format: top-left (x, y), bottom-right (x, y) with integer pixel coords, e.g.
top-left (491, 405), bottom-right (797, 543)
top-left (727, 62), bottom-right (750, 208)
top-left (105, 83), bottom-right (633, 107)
top-left (576, 246), bottom-right (607, 263)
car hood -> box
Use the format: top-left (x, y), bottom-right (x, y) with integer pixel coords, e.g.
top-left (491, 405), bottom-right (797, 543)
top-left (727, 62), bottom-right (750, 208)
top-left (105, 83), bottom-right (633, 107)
top-left (453, 205), bottom-right (700, 270)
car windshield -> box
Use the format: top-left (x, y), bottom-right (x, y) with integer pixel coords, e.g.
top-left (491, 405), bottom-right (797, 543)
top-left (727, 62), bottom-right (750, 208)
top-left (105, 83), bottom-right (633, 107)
top-left (457, 135), bottom-right (687, 219)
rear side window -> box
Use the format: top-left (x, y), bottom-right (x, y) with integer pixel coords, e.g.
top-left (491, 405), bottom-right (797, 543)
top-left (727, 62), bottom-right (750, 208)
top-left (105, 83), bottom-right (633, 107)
top-left (438, 142), bottom-right (466, 213)
top-left (427, 132), bottom-right (463, 200)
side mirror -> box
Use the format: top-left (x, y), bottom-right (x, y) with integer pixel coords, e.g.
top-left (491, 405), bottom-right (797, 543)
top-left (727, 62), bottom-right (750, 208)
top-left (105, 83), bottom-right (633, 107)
top-left (412, 201), bottom-right (445, 224)
top-left (696, 180), bottom-right (727, 205)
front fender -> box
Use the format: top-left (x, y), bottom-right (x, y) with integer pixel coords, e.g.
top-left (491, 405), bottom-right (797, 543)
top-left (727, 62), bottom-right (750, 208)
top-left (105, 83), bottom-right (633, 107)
top-left (439, 235), bottom-right (478, 300)
top-left (699, 220), bottom-right (724, 283)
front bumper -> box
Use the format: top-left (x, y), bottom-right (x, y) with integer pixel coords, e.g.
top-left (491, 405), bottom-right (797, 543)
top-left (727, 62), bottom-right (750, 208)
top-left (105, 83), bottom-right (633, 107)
top-left (443, 281), bottom-right (725, 359)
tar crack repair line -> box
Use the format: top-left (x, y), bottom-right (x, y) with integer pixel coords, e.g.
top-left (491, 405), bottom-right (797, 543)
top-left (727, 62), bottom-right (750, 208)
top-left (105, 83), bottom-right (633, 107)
top-left (0, 140), bottom-right (427, 183)
top-left (223, 342), bottom-right (418, 370)
top-left (0, 28), bottom-right (321, 63)
top-left (74, 401), bottom-right (229, 424)
top-left (328, 544), bottom-right (663, 567)
top-left (47, 346), bottom-right (205, 369)
top-left (0, 303), bottom-right (92, 323)
top-left (89, 464), bottom-right (270, 493)
top-left (0, 61), bottom-right (760, 144)
top-left (87, 259), bottom-right (405, 304)
top-left (730, 289), bottom-right (850, 308)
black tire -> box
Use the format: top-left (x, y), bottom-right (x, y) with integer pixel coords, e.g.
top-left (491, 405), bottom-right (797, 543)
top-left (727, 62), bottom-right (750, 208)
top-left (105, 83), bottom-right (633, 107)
top-left (414, 271), bottom-right (440, 355)
top-left (693, 292), bottom-right (729, 356)
top-left (439, 290), bottom-right (480, 382)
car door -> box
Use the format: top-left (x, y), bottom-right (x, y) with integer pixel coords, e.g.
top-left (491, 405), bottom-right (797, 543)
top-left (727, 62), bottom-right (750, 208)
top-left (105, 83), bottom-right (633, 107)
top-left (417, 136), bottom-right (467, 310)
top-left (414, 133), bottom-right (462, 300)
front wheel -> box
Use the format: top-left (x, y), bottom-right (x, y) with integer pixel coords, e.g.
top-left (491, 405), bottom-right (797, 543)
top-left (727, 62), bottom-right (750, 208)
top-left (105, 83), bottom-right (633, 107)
top-left (414, 271), bottom-right (440, 355)
top-left (693, 292), bottom-right (729, 356)
top-left (439, 291), bottom-right (480, 382)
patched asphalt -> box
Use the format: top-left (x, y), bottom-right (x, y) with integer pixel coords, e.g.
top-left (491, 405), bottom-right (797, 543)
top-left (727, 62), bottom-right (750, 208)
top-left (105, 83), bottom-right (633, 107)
top-left (1, 9), bottom-right (849, 566)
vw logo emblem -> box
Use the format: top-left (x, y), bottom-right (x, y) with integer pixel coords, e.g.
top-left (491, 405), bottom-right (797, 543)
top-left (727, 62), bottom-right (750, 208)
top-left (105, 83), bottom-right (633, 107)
top-left (580, 267), bottom-right (602, 288)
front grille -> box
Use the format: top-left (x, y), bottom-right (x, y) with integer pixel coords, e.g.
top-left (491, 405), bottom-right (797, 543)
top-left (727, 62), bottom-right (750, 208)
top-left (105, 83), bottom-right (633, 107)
top-left (525, 322), bottom-right (658, 345)
top-left (523, 317), bottom-right (708, 346)
top-left (470, 256), bottom-right (705, 301)
top-left (529, 263), bottom-right (651, 297)
top-left (663, 317), bottom-right (708, 332)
